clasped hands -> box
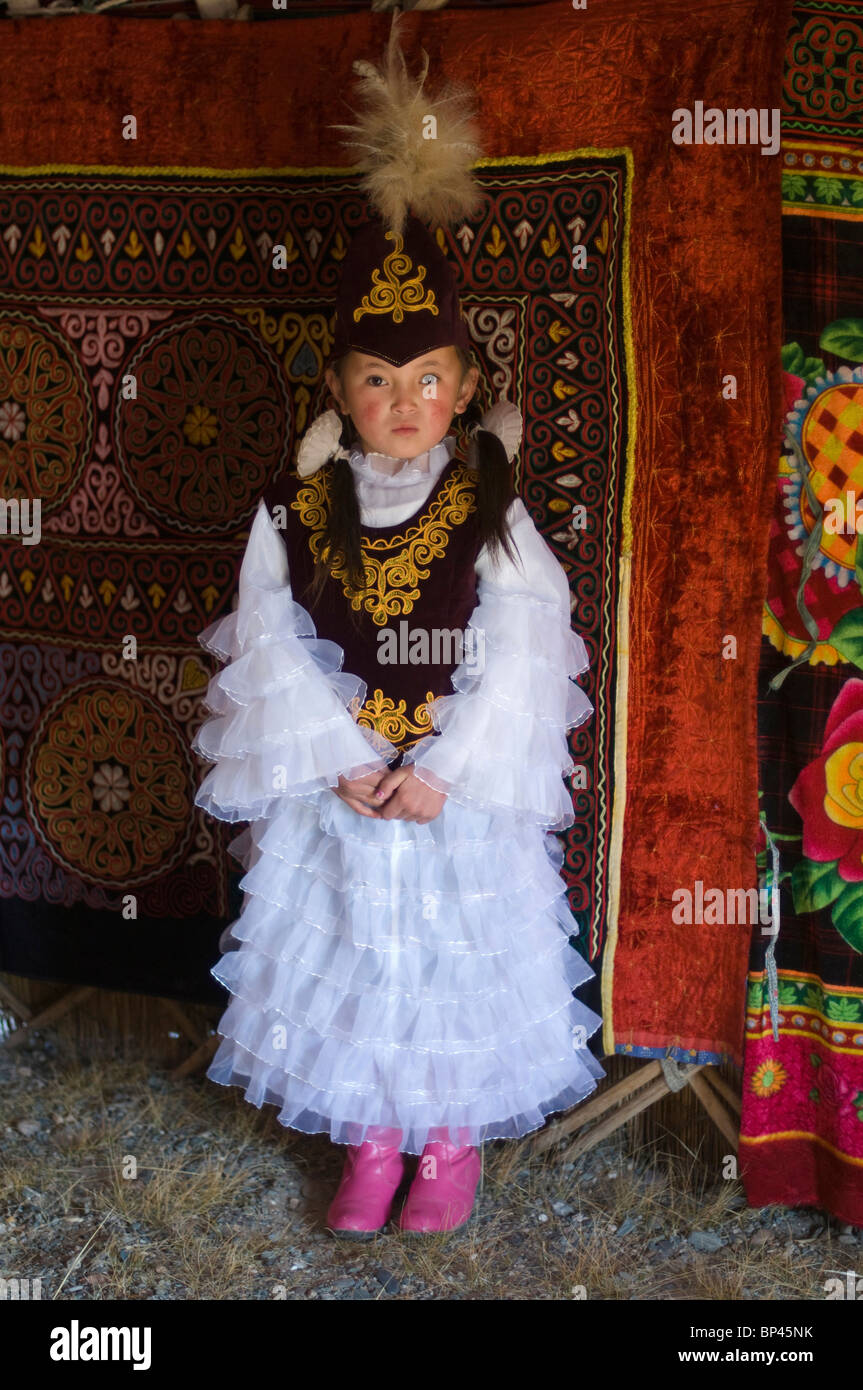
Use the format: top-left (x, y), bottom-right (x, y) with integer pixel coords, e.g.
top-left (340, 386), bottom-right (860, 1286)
top-left (332, 766), bottom-right (447, 824)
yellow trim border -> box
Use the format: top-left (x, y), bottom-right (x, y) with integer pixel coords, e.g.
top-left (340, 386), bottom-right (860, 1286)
top-left (0, 148), bottom-right (637, 1059)
top-left (739, 1130), bottom-right (863, 1168)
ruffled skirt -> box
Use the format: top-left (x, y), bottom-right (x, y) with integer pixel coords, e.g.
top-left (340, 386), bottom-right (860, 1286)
top-left (206, 787), bottom-right (606, 1154)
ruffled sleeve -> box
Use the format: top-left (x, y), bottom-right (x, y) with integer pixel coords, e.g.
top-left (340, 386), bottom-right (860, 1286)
top-left (400, 497), bottom-right (593, 832)
top-left (192, 498), bottom-right (399, 823)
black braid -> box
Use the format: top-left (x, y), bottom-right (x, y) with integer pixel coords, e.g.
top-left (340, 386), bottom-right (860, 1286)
top-left (302, 409), bottom-right (368, 634)
top-left (459, 396), bottom-right (524, 574)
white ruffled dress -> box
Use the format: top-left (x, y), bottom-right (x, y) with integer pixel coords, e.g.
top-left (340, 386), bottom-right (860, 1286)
top-left (192, 435), bottom-right (605, 1154)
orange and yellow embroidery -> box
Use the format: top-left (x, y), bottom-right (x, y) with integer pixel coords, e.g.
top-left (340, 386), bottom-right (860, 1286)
top-left (750, 1059), bottom-right (788, 1097)
top-left (350, 688), bottom-right (440, 749)
top-left (353, 232), bottom-right (438, 324)
top-left (292, 460), bottom-right (477, 625)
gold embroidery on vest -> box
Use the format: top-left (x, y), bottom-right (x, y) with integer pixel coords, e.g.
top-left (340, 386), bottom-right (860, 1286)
top-left (352, 688), bottom-right (439, 747)
top-left (353, 232), bottom-right (438, 324)
top-left (292, 461), bottom-right (477, 626)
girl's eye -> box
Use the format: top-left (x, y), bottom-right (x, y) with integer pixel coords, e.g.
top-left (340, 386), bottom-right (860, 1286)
top-left (364, 372), bottom-right (440, 387)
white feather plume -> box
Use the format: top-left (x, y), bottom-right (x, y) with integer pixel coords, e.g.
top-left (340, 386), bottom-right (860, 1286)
top-left (328, 8), bottom-right (486, 237)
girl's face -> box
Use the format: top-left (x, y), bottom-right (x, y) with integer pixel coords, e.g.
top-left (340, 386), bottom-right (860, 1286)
top-left (325, 347), bottom-right (479, 459)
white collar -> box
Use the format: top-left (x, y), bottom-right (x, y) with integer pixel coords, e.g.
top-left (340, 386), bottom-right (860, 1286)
top-left (348, 435), bottom-right (456, 487)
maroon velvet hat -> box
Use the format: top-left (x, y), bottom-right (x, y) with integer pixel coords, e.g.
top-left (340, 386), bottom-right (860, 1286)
top-left (330, 215), bottom-right (472, 369)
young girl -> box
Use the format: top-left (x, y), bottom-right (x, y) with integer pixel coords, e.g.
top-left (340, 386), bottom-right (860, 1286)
top-left (191, 18), bottom-right (604, 1237)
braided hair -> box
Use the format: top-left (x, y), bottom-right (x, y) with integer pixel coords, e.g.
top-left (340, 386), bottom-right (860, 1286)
top-left (458, 388), bottom-right (523, 572)
top-left (301, 347), bottom-right (524, 624)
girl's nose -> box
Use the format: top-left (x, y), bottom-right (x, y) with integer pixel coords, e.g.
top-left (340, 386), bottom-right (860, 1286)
top-left (391, 382), bottom-right (420, 410)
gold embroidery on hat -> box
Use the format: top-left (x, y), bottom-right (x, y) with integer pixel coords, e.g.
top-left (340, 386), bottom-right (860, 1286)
top-left (292, 461), bottom-right (476, 625)
top-left (353, 231), bottom-right (439, 324)
top-left (351, 688), bottom-right (440, 749)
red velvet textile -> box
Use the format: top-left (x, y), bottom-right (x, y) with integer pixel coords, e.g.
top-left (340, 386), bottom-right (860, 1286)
top-left (0, 1), bottom-right (793, 1056)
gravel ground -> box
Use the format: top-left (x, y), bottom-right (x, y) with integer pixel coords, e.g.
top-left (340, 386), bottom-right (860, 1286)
top-left (1, 1033), bottom-right (860, 1301)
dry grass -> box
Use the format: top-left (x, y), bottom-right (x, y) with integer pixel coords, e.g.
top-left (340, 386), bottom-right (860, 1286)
top-left (0, 1032), bottom-right (857, 1301)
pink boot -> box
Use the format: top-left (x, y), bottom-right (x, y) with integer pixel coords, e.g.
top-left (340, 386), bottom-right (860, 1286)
top-left (326, 1137), bottom-right (406, 1240)
top-left (397, 1141), bottom-right (482, 1233)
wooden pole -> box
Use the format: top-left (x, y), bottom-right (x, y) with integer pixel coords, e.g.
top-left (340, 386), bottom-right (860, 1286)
top-left (701, 1065), bottom-right (742, 1116)
top-left (169, 1032), bottom-right (220, 1079)
top-left (688, 1070), bottom-right (739, 1150)
top-left (160, 998), bottom-right (209, 1049)
top-left (529, 1061), bottom-right (666, 1154)
top-left (0, 979), bottom-right (32, 1022)
top-left (559, 1075), bottom-right (673, 1163)
top-left (525, 1060), bottom-right (743, 1162)
top-left (0, 987), bottom-right (96, 1047)
top-left (528, 1061), bottom-right (675, 1150)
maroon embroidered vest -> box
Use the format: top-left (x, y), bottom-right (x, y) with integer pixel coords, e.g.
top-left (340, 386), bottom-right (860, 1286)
top-left (263, 456), bottom-right (484, 766)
